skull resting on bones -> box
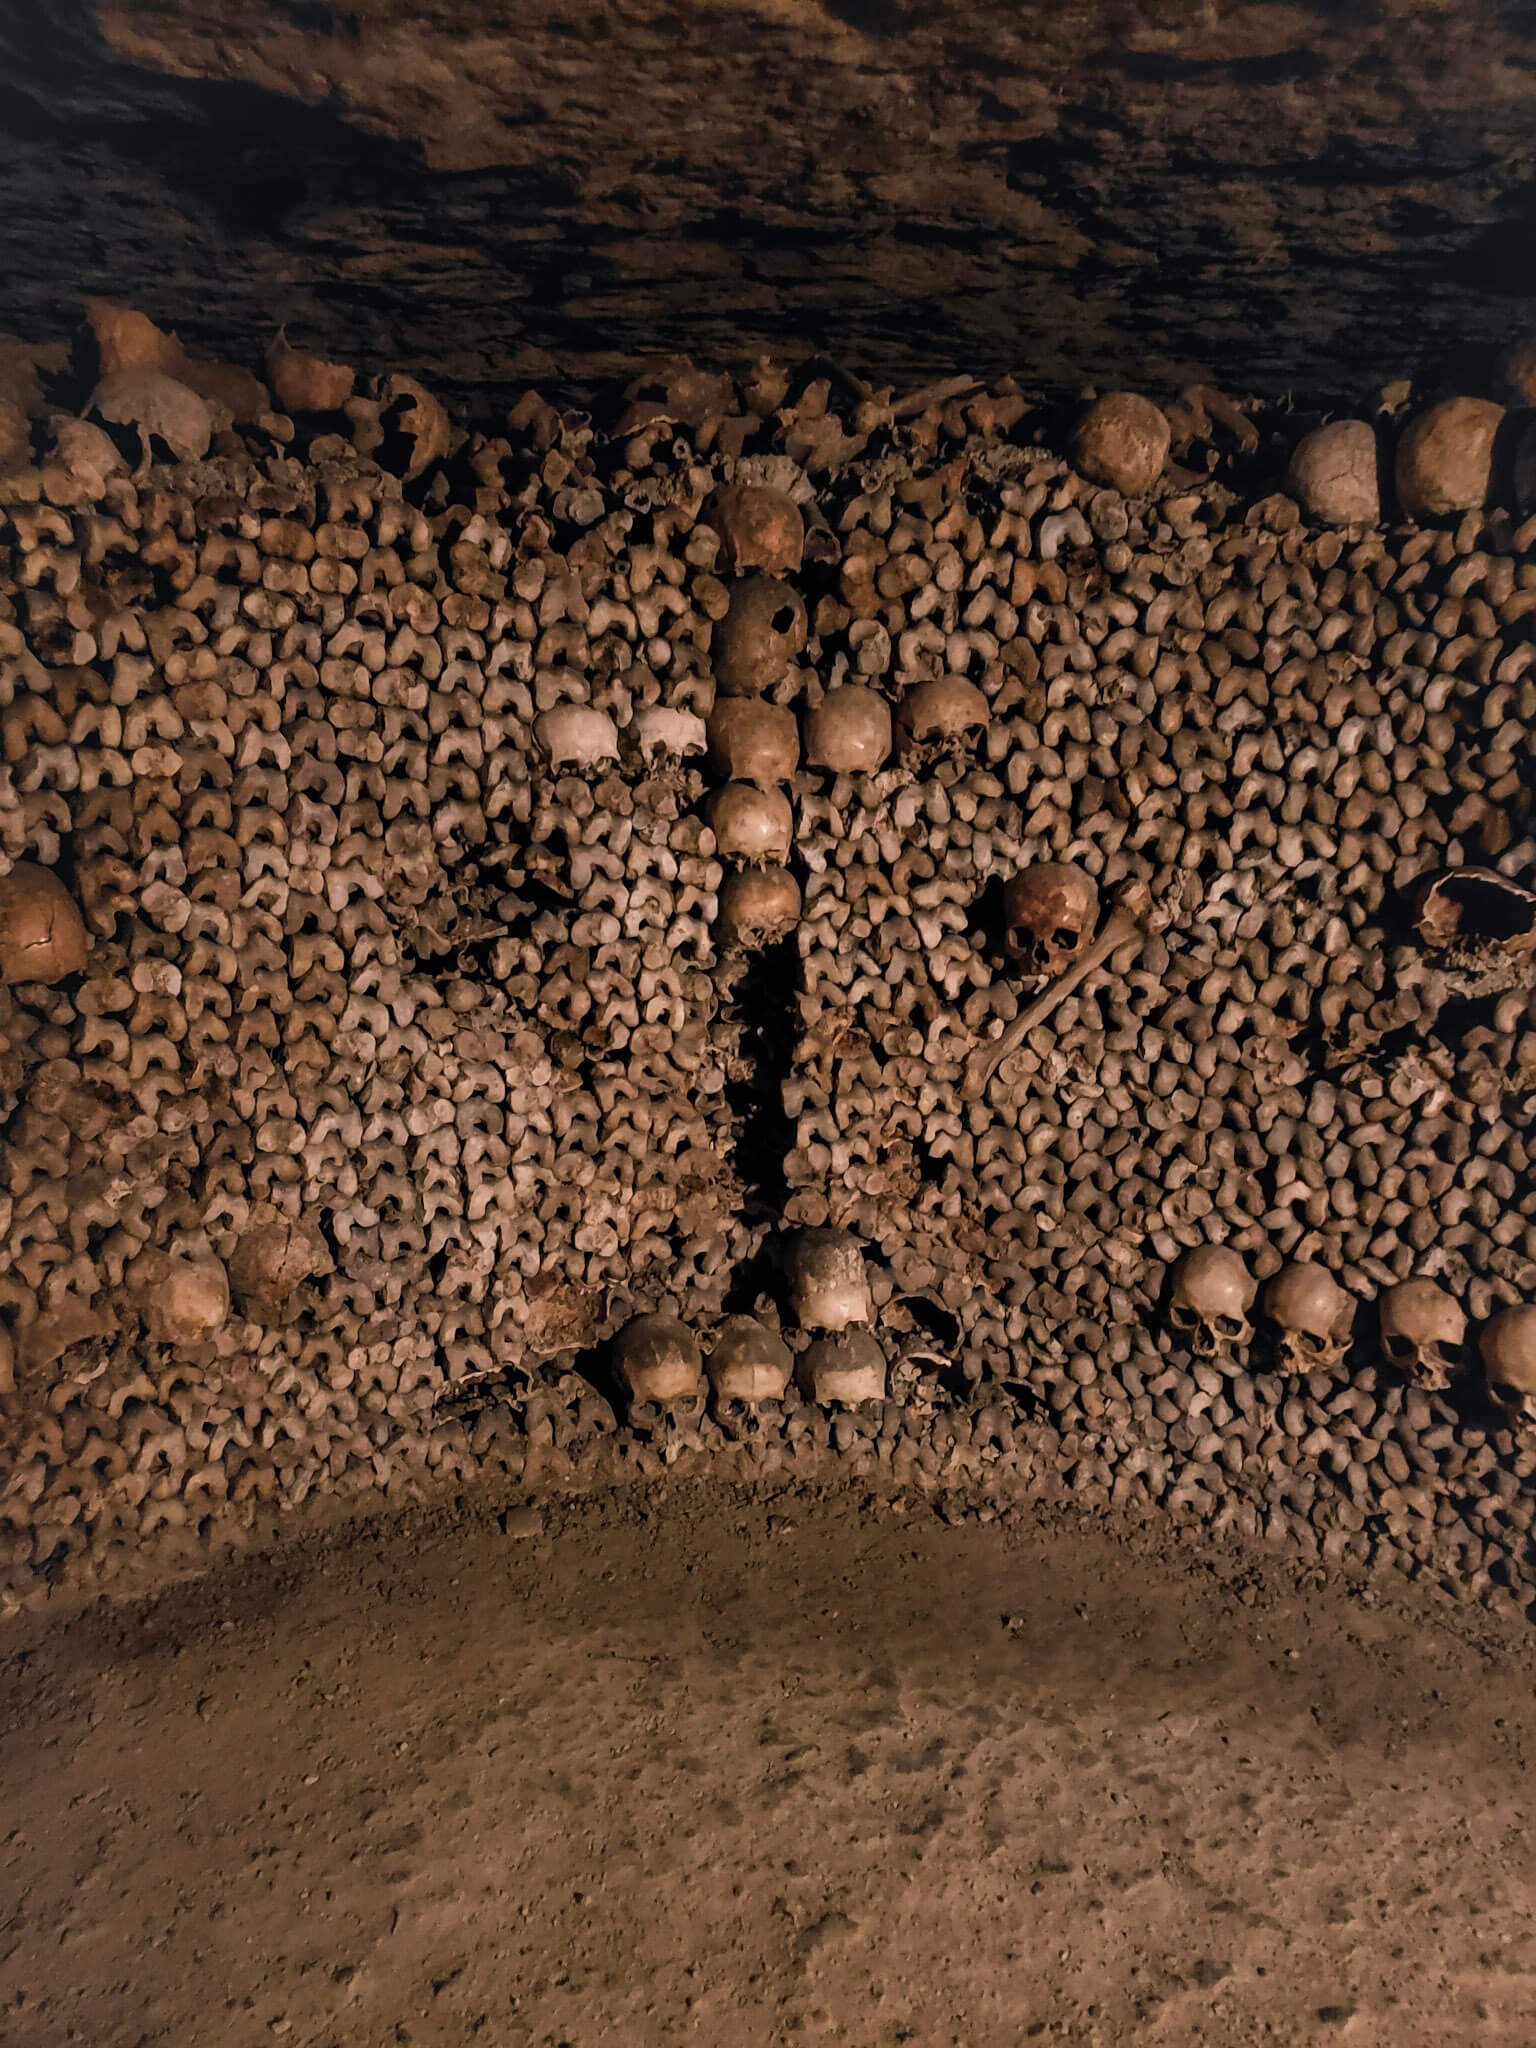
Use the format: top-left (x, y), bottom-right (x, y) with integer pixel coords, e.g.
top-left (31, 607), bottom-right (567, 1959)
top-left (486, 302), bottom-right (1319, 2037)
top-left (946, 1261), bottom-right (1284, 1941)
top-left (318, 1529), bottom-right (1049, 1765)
top-left (705, 482), bottom-right (804, 576)
top-left (1264, 1263), bottom-right (1355, 1374)
top-left (613, 1313), bottom-right (704, 1406)
top-left (711, 574), bottom-right (808, 696)
top-left (1001, 862), bottom-right (1100, 977)
top-left (1167, 1245), bottom-right (1256, 1357)
top-left (715, 867), bottom-right (800, 950)
top-left (1479, 1306), bottom-right (1536, 1433)
top-left (706, 699), bottom-right (800, 787)
top-left (797, 1329), bottom-right (886, 1408)
top-left (785, 1228), bottom-right (871, 1332)
top-left (707, 1316), bottom-right (793, 1408)
top-left (895, 677), bottom-right (990, 754)
top-left (706, 782), bottom-right (793, 865)
top-left (1378, 1277), bottom-right (1466, 1390)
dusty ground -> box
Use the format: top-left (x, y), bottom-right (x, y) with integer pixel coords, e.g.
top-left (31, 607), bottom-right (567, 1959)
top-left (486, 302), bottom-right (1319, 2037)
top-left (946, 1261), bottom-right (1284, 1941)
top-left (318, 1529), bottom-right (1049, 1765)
top-left (3, 1482), bottom-right (1536, 2047)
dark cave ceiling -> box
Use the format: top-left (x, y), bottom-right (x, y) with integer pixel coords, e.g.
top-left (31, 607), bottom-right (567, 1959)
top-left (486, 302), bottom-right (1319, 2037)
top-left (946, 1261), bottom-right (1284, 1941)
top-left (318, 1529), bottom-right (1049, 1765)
top-left (1, 0), bottom-right (1534, 407)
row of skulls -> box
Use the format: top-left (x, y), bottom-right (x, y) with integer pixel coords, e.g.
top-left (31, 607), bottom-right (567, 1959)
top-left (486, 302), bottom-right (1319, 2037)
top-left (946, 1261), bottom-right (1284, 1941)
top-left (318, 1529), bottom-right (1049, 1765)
top-left (1170, 1244), bottom-right (1536, 1423)
top-left (612, 1228), bottom-right (885, 1440)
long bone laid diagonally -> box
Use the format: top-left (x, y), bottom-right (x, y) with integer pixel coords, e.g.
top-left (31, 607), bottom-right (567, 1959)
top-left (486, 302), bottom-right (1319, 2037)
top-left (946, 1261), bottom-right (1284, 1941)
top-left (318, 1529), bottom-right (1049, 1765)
top-left (961, 880), bottom-right (1155, 1103)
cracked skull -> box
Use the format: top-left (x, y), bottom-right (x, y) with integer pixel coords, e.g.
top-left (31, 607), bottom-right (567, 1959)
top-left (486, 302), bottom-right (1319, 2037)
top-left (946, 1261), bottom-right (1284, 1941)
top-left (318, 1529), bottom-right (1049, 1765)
top-left (1001, 862), bottom-right (1099, 977)
top-left (1264, 1263), bottom-right (1355, 1374)
top-left (784, 1228), bottom-right (871, 1332)
top-left (1480, 1306), bottom-right (1536, 1433)
top-left (1378, 1277), bottom-right (1466, 1390)
top-left (1168, 1245), bottom-right (1257, 1357)
top-left (707, 1315), bottom-right (793, 1433)
top-left (797, 1329), bottom-right (886, 1408)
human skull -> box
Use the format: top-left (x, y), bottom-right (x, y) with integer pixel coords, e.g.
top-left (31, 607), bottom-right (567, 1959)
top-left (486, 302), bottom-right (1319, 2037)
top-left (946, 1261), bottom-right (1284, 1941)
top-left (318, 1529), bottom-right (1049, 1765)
top-left (0, 863), bottom-right (89, 985)
top-left (787, 1232), bottom-right (871, 1336)
top-left (1394, 396), bottom-right (1504, 520)
top-left (1167, 1245), bottom-right (1256, 1358)
top-left (706, 699), bottom-right (800, 787)
top-left (1070, 391), bottom-right (1170, 497)
top-left (536, 705), bottom-right (619, 772)
top-left (1263, 1263), bottom-right (1356, 1374)
top-left (705, 782), bottom-right (793, 865)
top-left (228, 1213), bottom-right (329, 1315)
top-left (1479, 1306), bottom-right (1536, 1434)
top-left (895, 677), bottom-right (990, 754)
top-left (91, 370), bottom-right (213, 467)
top-left (705, 482), bottom-right (804, 576)
top-left (1286, 420), bottom-right (1380, 526)
top-left (1001, 862), bottom-right (1099, 977)
top-left (628, 706), bottom-right (707, 764)
top-left (715, 867), bottom-right (800, 950)
top-left (129, 1251), bottom-right (230, 1345)
top-left (797, 1330), bottom-right (886, 1408)
top-left (612, 1313), bottom-right (704, 1405)
top-left (785, 1229), bottom-right (871, 1332)
top-left (708, 1316), bottom-right (792, 1435)
top-left (802, 686), bottom-right (892, 774)
top-left (1378, 1278), bottom-right (1466, 1390)
top-left (711, 574), bottom-right (808, 696)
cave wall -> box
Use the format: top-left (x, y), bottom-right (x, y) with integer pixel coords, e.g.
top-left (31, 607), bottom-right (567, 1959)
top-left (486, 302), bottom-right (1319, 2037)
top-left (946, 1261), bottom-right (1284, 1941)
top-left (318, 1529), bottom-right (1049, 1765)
top-left (1, 0), bottom-right (1534, 405)
top-left (3, 355), bottom-right (1536, 1618)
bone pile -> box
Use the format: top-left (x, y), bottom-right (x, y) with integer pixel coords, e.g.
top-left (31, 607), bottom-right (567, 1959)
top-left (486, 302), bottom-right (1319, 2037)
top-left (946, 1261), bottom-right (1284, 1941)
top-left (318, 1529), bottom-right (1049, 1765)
top-left (2, 314), bottom-right (1536, 1616)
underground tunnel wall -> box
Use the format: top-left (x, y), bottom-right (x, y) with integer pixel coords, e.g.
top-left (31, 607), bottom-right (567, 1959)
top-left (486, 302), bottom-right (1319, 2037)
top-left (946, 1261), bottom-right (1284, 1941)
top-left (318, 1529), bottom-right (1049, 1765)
top-left (2, 352), bottom-right (1536, 1616)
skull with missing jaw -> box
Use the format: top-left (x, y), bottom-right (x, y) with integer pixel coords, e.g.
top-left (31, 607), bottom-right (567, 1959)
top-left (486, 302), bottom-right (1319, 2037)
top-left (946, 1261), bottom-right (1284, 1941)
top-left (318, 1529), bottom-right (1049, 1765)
top-left (1001, 862), bottom-right (1099, 978)
top-left (1167, 1245), bottom-right (1257, 1360)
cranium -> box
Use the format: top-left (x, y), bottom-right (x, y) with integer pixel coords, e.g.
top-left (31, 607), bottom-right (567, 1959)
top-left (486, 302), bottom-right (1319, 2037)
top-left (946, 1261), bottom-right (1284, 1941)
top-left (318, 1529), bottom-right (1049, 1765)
top-left (785, 1228), bottom-right (871, 1332)
top-left (1001, 862), bottom-right (1099, 977)
top-left (128, 1251), bottom-right (229, 1345)
top-left (1070, 390), bottom-right (1170, 498)
top-left (797, 1330), bottom-right (886, 1408)
top-left (715, 867), bottom-right (800, 950)
top-left (1479, 1306), bottom-right (1536, 1434)
top-left (708, 1316), bottom-right (792, 1434)
top-left (706, 699), bottom-right (799, 787)
top-left (705, 782), bottom-right (793, 865)
top-left (91, 369), bottom-right (213, 467)
top-left (711, 574), bottom-right (807, 696)
top-left (705, 482), bottom-right (804, 575)
top-left (1378, 1278), bottom-right (1466, 1390)
top-left (0, 863), bottom-right (89, 985)
top-left (802, 686), bottom-right (891, 775)
top-left (536, 705), bottom-right (620, 773)
top-left (612, 1313), bottom-right (704, 1406)
top-left (1167, 1245), bottom-right (1256, 1358)
top-left (228, 1213), bottom-right (329, 1314)
top-left (895, 676), bottom-right (990, 754)
top-left (1263, 1263), bottom-right (1355, 1375)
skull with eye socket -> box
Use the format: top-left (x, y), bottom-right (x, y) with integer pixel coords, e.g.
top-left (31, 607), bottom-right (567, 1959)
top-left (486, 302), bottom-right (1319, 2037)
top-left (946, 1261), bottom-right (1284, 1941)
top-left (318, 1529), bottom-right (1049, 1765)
top-left (1167, 1245), bottom-right (1257, 1360)
top-left (1378, 1278), bottom-right (1466, 1391)
top-left (706, 1315), bottom-right (793, 1440)
top-left (1001, 862), bottom-right (1100, 978)
top-left (1479, 1305), bottom-right (1536, 1436)
top-left (1264, 1263), bottom-right (1355, 1376)
top-left (613, 1313), bottom-right (707, 1460)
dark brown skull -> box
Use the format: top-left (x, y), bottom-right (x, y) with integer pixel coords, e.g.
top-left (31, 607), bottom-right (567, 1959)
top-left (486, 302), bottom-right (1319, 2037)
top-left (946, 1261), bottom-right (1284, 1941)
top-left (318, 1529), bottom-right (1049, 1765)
top-left (1001, 862), bottom-right (1099, 977)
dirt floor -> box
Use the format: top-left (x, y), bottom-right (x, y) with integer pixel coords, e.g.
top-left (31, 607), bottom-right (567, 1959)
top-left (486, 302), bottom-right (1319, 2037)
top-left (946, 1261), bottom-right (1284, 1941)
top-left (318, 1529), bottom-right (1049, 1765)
top-left (3, 1482), bottom-right (1536, 2048)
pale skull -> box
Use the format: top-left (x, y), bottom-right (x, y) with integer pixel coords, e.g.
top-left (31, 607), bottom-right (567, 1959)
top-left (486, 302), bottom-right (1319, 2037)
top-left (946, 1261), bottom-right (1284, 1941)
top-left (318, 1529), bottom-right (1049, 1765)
top-left (797, 1329), bottom-right (886, 1408)
top-left (785, 1229), bottom-right (871, 1332)
top-left (1479, 1306), bottom-right (1536, 1434)
top-left (708, 1315), bottom-right (793, 1435)
top-left (1001, 862), bottom-right (1099, 977)
top-left (1168, 1245), bottom-right (1256, 1358)
top-left (1264, 1263), bottom-right (1355, 1374)
top-left (1378, 1278), bottom-right (1466, 1390)
top-left (612, 1313), bottom-right (704, 1405)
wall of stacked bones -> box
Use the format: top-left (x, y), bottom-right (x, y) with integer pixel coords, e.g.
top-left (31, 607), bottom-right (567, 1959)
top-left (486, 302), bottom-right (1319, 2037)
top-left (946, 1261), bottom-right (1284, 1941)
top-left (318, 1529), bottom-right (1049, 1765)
top-left (3, 311), bottom-right (1536, 1616)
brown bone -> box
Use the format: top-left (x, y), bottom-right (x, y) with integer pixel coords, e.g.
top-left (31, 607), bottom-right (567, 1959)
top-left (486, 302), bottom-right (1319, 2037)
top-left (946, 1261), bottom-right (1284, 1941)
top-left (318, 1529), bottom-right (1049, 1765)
top-left (962, 881), bottom-right (1154, 1102)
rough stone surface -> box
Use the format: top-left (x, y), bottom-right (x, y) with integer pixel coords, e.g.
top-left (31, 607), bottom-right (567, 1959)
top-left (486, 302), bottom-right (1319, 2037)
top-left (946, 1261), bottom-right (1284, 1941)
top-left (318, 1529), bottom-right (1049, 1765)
top-left (0, 2), bottom-right (1534, 403)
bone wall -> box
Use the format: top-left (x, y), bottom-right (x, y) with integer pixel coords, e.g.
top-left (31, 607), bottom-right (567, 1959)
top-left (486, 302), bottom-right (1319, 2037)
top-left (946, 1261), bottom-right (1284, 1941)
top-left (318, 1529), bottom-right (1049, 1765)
top-left (3, 347), bottom-right (1536, 1618)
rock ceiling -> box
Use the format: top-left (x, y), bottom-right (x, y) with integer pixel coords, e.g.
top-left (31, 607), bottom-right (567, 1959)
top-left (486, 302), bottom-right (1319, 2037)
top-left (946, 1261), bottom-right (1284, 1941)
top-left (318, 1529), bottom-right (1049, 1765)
top-left (1, 0), bottom-right (1534, 406)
